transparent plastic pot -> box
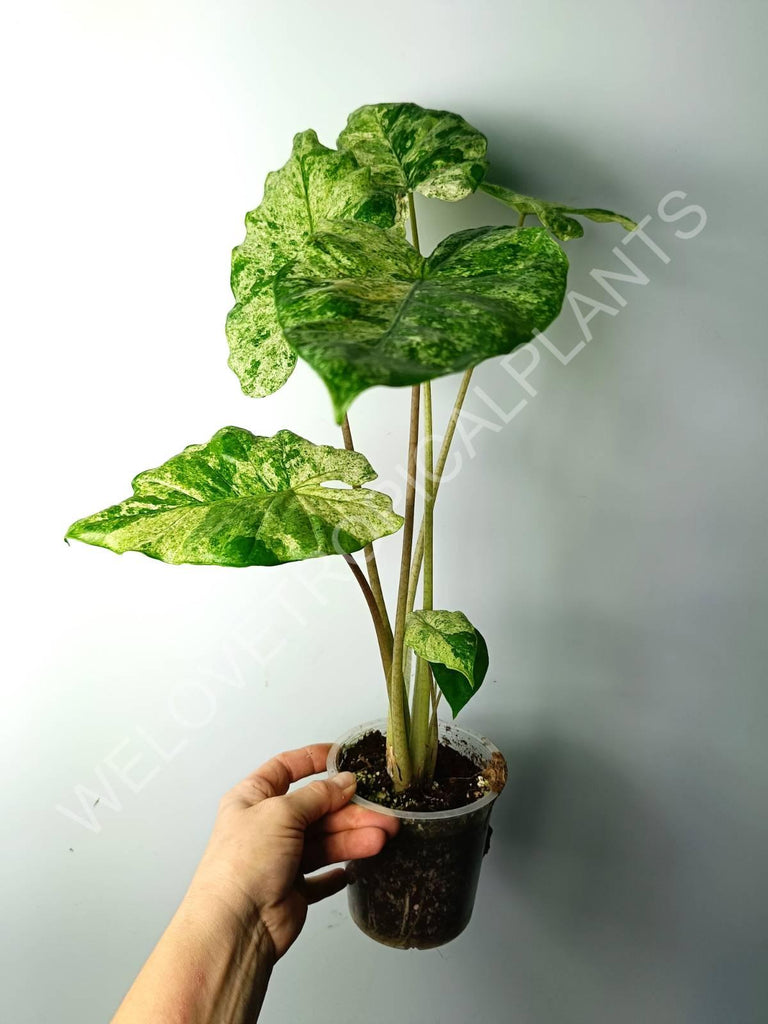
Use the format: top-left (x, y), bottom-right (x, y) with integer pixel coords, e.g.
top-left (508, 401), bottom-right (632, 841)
top-left (327, 719), bottom-right (507, 949)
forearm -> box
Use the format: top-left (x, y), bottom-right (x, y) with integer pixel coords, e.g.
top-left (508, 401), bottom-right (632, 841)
top-left (111, 892), bottom-right (275, 1024)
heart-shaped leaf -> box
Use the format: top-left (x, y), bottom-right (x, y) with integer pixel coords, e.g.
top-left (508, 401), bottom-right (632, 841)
top-left (480, 182), bottom-right (637, 240)
top-left (405, 610), bottom-right (489, 717)
top-left (227, 130), bottom-right (400, 398)
top-left (66, 427), bottom-right (403, 567)
top-left (338, 102), bottom-right (488, 202)
top-left (274, 220), bottom-right (568, 421)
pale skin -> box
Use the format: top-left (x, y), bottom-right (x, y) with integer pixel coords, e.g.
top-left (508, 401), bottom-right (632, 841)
top-left (111, 744), bottom-right (398, 1023)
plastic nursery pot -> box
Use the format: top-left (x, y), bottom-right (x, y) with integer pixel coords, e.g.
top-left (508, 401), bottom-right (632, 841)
top-left (327, 719), bottom-right (507, 950)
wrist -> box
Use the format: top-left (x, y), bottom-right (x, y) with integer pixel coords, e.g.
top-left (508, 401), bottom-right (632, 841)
top-left (111, 886), bottom-right (275, 1024)
top-left (170, 889), bottom-right (275, 1023)
top-left (182, 876), bottom-right (270, 954)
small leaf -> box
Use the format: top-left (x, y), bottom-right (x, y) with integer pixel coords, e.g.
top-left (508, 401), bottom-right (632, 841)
top-left (274, 219), bottom-right (568, 421)
top-left (227, 130), bottom-right (400, 398)
top-left (480, 182), bottom-right (637, 240)
top-left (66, 427), bottom-right (403, 567)
top-left (338, 102), bottom-right (488, 202)
top-left (405, 610), bottom-right (489, 717)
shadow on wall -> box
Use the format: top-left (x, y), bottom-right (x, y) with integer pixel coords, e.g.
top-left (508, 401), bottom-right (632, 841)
top-left (487, 730), bottom-right (678, 949)
top-left (474, 111), bottom-right (635, 204)
top-left (473, 724), bottom-right (768, 1023)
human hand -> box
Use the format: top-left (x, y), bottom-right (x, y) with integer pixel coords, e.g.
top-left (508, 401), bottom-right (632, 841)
top-left (185, 743), bottom-right (398, 959)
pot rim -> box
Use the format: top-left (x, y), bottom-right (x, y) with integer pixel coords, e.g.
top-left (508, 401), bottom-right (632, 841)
top-left (326, 718), bottom-right (506, 822)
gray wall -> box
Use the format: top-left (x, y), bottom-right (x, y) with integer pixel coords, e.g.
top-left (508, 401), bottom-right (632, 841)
top-left (4, 1), bottom-right (766, 1021)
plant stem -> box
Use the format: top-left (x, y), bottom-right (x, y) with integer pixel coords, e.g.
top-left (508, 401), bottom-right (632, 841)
top-left (406, 366), bottom-right (473, 616)
top-left (410, 658), bottom-right (436, 775)
top-left (422, 381), bottom-right (434, 611)
top-left (342, 553), bottom-right (392, 683)
top-left (340, 415), bottom-right (393, 646)
top-left (409, 380), bottom-right (437, 781)
top-left (402, 208), bottom-right (529, 781)
top-left (386, 192), bottom-right (423, 791)
top-left (386, 381), bottom-right (420, 790)
top-left (408, 191), bottom-right (421, 253)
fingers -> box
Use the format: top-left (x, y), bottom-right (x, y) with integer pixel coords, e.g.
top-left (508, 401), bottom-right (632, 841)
top-left (283, 772), bottom-right (357, 826)
top-left (232, 744), bottom-right (333, 806)
top-left (302, 826), bottom-right (389, 873)
top-left (304, 868), bottom-right (347, 905)
top-left (308, 803), bottom-right (399, 838)
top-left (249, 744), bottom-right (333, 794)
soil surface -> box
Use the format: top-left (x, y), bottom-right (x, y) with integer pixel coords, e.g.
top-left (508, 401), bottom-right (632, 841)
top-left (338, 727), bottom-right (490, 811)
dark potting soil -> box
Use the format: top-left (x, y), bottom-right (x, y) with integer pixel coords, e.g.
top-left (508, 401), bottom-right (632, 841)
top-left (337, 727), bottom-right (497, 812)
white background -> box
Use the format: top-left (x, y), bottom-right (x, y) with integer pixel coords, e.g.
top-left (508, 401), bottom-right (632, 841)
top-left (2, 2), bottom-right (766, 1022)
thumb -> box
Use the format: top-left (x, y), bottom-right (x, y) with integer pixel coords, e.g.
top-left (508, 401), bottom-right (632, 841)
top-left (283, 771), bottom-right (357, 827)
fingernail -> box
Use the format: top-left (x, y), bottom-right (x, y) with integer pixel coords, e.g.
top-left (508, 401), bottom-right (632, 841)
top-left (332, 771), bottom-right (356, 793)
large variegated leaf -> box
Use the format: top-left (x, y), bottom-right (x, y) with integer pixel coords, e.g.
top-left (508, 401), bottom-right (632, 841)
top-left (405, 610), bottom-right (489, 717)
top-left (66, 427), bottom-right (403, 567)
top-left (337, 102), bottom-right (488, 202)
top-left (480, 182), bottom-right (636, 240)
top-left (227, 130), bottom-right (400, 397)
top-left (274, 220), bottom-right (568, 421)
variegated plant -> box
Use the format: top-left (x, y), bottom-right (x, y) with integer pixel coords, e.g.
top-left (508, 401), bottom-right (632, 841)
top-left (67, 102), bottom-right (634, 791)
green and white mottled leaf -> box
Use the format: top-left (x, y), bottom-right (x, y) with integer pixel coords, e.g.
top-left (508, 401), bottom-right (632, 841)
top-left (227, 130), bottom-right (400, 397)
top-left (66, 427), bottom-right (403, 567)
top-left (480, 182), bottom-right (637, 240)
top-left (405, 610), bottom-right (489, 718)
top-left (274, 220), bottom-right (568, 421)
top-left (337, 102), bottom-right (488, 202)
top-left (226, 288), bottom-right (296, 399)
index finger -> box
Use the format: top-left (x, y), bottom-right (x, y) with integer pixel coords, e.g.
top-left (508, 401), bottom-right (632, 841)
top-left (234, 744), bottom-right (333, 805)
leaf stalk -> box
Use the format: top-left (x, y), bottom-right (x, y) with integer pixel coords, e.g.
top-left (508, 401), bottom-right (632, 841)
top-left (341, 415), bottom-right (393, 647)
top-left (409, 380), bottom-right (437, 781)
top-left (342, 553), bottom-right (393, 685)
top-left (406, 367), bottom-right (474, 617)
top-left (386, 379), bottom-right (420, 789)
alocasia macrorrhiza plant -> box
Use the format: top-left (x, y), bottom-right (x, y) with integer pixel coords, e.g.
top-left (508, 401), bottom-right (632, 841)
top-left (67, 102), bottom-right (634, 793)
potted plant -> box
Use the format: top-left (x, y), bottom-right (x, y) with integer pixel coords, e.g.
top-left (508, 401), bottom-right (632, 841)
top-left (66, 102), bottom-right (635, 949)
